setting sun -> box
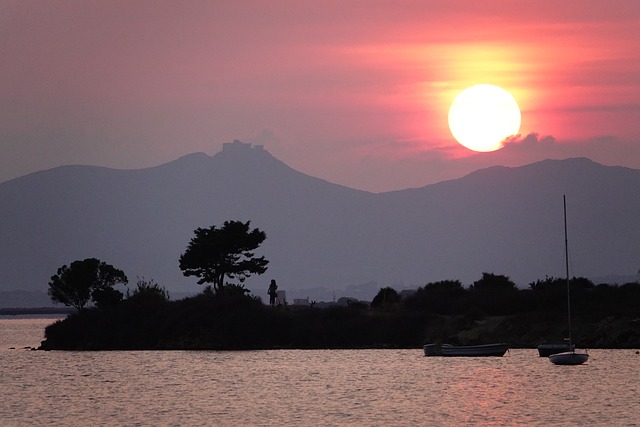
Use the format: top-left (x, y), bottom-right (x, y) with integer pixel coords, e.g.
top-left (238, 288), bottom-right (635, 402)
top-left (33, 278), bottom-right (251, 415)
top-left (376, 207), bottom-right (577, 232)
top-left (448, 84), bottom-right (521, 152)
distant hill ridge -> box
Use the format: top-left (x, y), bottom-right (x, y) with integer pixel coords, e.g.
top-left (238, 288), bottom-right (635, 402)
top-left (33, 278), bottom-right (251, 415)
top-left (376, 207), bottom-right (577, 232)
top-left (1, 141), bottom-right (639, 305)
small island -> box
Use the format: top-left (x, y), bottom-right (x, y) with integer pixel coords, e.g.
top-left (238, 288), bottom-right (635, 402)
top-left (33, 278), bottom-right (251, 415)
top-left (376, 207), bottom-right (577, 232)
top-left (39, 221), bottom-right (640, 351)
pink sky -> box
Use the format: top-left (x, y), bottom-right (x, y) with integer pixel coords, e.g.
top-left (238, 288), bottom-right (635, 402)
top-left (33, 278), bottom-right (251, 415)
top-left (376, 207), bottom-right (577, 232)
top-left (2, 1), bottom-right (640, 192)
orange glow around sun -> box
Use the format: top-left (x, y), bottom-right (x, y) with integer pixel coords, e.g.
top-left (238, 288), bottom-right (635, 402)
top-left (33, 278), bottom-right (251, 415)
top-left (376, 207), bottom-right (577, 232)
top-left (384, 42), bottom-right (537, 152)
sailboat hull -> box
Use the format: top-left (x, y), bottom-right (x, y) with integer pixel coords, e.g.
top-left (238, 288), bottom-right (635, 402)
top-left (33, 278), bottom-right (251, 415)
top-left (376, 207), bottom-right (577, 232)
top-left (549, 351), bottom-right (589, 365)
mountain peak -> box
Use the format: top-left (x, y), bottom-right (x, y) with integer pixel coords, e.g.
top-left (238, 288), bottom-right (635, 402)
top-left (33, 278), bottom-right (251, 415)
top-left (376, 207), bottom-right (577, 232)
top-left (215, 139), bottom-right (273, 162)
top-left (212, 139), bottom-right (284, 167)
top-left (221, 139), bottom-right (266, 154)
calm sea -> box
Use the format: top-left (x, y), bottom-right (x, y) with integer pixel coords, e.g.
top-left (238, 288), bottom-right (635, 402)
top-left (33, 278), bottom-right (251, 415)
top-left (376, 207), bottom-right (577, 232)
top-left (1, 316), bottom-right (639, 426)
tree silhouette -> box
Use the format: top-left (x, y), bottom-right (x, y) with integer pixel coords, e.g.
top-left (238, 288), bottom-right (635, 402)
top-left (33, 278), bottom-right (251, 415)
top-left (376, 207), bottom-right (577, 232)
top-left (179, 220), bottom-right (269, 293)
top-left (470, 272), bottom-right (516, 292)
top-left (404, 280), bottom-right (466, 314)
top-left (469, 272), bottom-right (518, 315)
top-left (371, 287), bottom-right (401, 309)
top-left (127, 278), bottom-right (170, 304)
top-left (48, 258), bottom-right (128, 310)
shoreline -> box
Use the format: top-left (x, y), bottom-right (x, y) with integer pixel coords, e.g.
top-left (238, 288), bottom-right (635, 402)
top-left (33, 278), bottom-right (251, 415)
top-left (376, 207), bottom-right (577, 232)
top-left (0, 307), bottom-right (75, 316)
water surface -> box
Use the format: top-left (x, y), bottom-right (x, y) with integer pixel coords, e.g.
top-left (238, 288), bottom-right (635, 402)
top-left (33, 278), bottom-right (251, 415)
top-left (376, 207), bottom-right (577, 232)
top-left (1, 317), bottom-right (638, 426)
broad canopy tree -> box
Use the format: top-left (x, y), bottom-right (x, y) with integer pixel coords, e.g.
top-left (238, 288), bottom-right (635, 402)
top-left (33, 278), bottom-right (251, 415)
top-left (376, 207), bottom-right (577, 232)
top-left (48, 258), bottom-right (128, 310)
top-left (179, 220), bottom-right (269, 293)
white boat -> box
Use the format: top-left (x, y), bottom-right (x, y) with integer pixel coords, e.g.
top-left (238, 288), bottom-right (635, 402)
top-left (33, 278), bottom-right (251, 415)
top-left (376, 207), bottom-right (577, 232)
top-left (549, 351), bottom-right (589, 365)
top-left (423, 343), bottom-right (509, 357)
top-left (548, 196), bottom-right (588, 366)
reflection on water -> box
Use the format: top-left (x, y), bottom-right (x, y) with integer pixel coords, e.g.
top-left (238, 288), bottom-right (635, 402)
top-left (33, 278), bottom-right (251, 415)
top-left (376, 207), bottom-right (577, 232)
top-left (1, 318), bottom-right (639, 426)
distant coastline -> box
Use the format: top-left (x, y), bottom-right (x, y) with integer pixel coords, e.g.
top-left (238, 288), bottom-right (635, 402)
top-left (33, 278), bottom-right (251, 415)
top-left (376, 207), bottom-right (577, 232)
top-left (0, 307), bottom-right (74, 316)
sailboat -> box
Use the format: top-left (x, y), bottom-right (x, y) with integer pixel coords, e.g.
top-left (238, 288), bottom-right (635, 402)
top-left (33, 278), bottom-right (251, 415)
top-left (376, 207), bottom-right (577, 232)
top-left (548, 196), bottom-right (589, 366)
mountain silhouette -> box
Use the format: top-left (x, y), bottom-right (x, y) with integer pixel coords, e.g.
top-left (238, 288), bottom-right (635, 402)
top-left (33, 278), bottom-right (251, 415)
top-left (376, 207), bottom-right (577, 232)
top-left (1, 140), bottom-right (639, 303)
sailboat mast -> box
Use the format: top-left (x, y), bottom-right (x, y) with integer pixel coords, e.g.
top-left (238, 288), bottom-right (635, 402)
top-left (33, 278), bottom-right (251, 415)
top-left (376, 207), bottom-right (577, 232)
top-left (548, 196), bottom-right (588, 364)
top-left (564, 195), bottom-right (573, 348)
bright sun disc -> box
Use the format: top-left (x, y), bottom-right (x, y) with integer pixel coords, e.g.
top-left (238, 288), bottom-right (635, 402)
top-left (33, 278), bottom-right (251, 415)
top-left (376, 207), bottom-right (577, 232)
top-left (448, 84), bottom-right (521, 152)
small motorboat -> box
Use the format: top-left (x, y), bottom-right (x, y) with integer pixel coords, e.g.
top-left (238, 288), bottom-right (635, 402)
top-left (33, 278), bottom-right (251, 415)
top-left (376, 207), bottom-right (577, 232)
top-left (423, 343), bottom-right (510, 357)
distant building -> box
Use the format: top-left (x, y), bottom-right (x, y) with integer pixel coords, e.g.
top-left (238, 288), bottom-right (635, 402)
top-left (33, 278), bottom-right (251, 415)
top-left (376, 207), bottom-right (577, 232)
top-left (222, 139), bottom-right (264, 152)
top-left (276, 290), bottom-right (286, 305)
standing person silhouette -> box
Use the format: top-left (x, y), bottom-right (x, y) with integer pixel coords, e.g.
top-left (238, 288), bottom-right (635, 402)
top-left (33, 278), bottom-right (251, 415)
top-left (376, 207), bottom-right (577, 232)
top-left (267, 279), bottom-right (278, 306)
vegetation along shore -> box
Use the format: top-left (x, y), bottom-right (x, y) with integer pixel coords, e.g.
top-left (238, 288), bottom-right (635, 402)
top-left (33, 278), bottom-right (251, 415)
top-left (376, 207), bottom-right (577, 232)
top-left (38, 220), bottom-right (640, 351)
top-left (39, 274), bottom-right (640, 351)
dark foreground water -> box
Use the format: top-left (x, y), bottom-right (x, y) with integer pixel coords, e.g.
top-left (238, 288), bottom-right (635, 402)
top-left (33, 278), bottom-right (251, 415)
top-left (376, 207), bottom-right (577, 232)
top-left (1, 317), bottom-right (639, 426)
